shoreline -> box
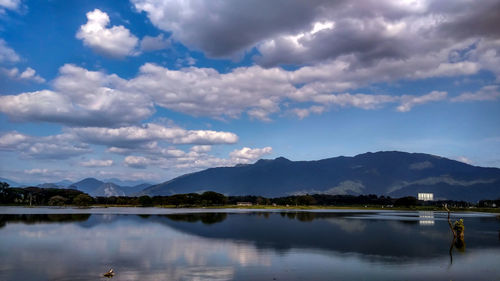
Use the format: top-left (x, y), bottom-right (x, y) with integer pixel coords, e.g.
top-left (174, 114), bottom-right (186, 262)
top-left (1, 204), bottom-right (499, 214)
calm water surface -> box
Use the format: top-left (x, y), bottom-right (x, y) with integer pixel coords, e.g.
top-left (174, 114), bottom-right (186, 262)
top-left (0, 207), bottom-right (499, 281)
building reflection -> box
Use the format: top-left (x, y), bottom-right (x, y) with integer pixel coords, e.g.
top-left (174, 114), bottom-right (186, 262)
top-left (418, 211), bottom-right (435, 225)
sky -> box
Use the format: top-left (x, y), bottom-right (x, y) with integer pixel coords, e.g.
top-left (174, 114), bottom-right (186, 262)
top-left (0, 0), bottom-right (499, 185)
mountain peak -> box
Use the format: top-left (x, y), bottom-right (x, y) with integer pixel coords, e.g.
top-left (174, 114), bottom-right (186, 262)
top-left (274, 156), bottom-right (291, 162)
top-left (255, 156), bottom-right (291, 165)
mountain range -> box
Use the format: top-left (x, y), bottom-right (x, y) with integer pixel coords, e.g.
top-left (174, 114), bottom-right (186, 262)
top-left (68, 178), bottom-right (152, 197)
top-left (141, 151), bottom-right (500, 202)
top-left (2, 151), bottom-right (500, 201)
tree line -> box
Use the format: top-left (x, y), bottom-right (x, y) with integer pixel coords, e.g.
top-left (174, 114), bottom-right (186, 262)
top-left (0, 182), bottom-right (488, 208)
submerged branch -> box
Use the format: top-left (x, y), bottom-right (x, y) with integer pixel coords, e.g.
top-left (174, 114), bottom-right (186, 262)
top-left (444, 204), bottom-right (457, 237)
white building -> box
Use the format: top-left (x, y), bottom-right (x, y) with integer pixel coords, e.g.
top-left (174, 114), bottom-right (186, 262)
top-left (418, 193), bottom-right (434, 201)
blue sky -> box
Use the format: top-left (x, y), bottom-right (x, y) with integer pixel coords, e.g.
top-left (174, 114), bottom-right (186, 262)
top-left (1, 0), bottom-right (499, 184)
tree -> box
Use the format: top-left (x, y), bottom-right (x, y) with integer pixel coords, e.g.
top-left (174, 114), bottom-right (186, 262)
top-left (48, 195), bottom-right (67, 206)
top-left (201, 191), bottom-right (227, 205)
top-left (138, 195), bottom-right (153, 206)
top-left (0, 182), bottom-right (10, 203)
top-left (297, 195), bottom-right (316, 205)
top-left (73, 194), bottom-right (93, 206)
top-left (394, 196), bottom-right (417, 207)
top-left (0, 181), bottom-right (9, 190)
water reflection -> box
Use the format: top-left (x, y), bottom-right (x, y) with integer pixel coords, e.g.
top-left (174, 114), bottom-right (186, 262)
top-left (0, 214), bottom-right (91, 228)
top-left (164, 213), bottom-right (228, 224)
top-left (419, 211), bottom-right (435, 225)
top-left (0, 210), bottom-right (499, 281)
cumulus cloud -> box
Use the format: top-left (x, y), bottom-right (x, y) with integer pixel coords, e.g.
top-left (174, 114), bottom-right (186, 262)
top-left (76, 9), bottom-right (139, 58)
top-left (0, 131), bottom-right (91, 159)
top-left (191, 145), bottom-right (212, 153)
top-left (128, 63), bottom-right (458, 120)
top-left (0, 39), bottom-right (20, 63)
top-left (132, 0), bottom-right (330, 58)
top-left (1, 67), bottom-right (45, 83)
top-left (0, 122), bottom-right (241, 168)
top-left (70, 123), bottom-right (238, 147)
top-left (0, 61), bottom-right (463, 125)
top-left (124, 145), bottom-right (272, 170)
top-left (124, 156), bottom-right (151, 169)
top-left (451, 85), bottom-right (500, 102)
top-left (19, 67), bottom-right (45, 82)
top-left (129, 63), bottom-right (288, 120)
top-left (0, 64), bottom-right (154, 127)
top-left (80, 159), bottom-right (114, 167)
top-left (131, 0), bottom-right (500, 72)
top-left (140, 34), bottom-right (171, 51)
top-left (229, 147), bottom-right (272, 162)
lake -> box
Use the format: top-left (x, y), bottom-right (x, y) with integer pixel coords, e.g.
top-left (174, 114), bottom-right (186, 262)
top-left (0, 207), bottom-right (499, 280)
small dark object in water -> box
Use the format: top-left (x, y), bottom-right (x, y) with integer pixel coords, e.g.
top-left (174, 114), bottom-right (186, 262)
top-left (103, 268), bottom-right (114, 278)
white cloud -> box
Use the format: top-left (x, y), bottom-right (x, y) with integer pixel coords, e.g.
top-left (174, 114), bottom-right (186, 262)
top-left (0, 131), bottom-right (91, 159)
top-left (0, 61), bottom-right (461, 126)
top-left (24, 168), bottom-right (50, 175)
top-left (70, 123), bottom-right (238, 147)
top-left (289, 105), bottom-right (325, 119)
top-left (76, 9), bottom-right (139, 58)
top-left (396, 91), bottom-right (447, 112)
top-left (0, 39), bottom-right (20, 63)
top-left (124, 156), bottom-right (151, 169)
top-left (140, 34), bottom-right (170, 51)
top-left (2, 66), bottom-right (45, 83)
top-left (0, 64), bottom-right (154, 126)
top-left (191, 145), bottom-right (212, 153)
top-left (80, 159), bottom-right (114, 167)
top-left (0, 131), bottom-right (27, 147)
top-left (456, 156), bottom-right (472, 165)
top-left (229, 147), bottom-right (272, 162)
top-left (124, 145), bottom-right (273, 170)
top-left (129, 63), bottom-right (288, 120)
top-left (311, 93), bottom-right (398, 110)
top-left (19, 67), bottom-right (45, 82)
top-left (451, 85), bottom-right (500, 102)
top-left (0, 0), bottom-right (21, 10)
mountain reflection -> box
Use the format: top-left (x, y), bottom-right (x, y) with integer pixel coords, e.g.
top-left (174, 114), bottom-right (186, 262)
top-left (159, 211), bottom-right (500, 259)
top-left (164, 213), bottom-right (228, 224)
top-left (1, 210), bottom-right (499, 281)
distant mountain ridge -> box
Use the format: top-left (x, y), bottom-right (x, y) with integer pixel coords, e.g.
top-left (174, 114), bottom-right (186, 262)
top-left (142, 151), bottom-right (500, 201)
top-left (0, 177), bottom-right (23, 187)
top-left (68, 178), bottom-right (152, 197)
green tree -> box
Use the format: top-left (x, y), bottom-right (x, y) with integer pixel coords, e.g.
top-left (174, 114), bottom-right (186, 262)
top-left (138, 195), bottom-right (153, 206)
top-left (73, 194), bottom-right (93, 206)
top-left (48, 195), bottom-right (67, 206)
top-left (201, 191), bottom-right (227, 206)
